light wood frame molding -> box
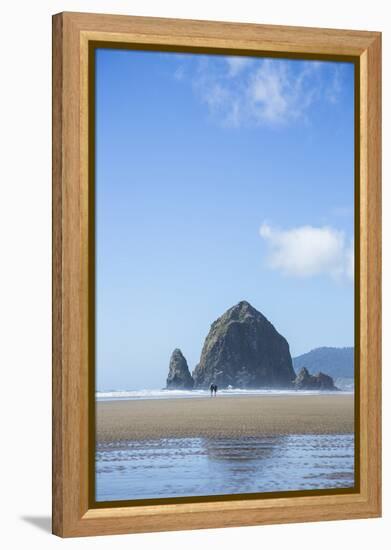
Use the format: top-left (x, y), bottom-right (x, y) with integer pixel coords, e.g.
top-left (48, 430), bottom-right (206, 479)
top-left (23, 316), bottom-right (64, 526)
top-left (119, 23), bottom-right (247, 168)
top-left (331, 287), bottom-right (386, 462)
top-left (52, 11), bottom-right (381, 538)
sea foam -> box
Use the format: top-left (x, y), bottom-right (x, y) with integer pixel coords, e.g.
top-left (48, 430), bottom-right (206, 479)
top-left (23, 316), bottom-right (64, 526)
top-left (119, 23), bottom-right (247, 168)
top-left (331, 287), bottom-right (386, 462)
top-left (96, 387), bottom-right (353, 401)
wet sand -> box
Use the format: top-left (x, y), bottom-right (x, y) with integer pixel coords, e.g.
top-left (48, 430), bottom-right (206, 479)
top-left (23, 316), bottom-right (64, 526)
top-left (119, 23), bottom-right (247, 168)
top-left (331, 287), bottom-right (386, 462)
top-left (96, 394), bottom-right (354, 443)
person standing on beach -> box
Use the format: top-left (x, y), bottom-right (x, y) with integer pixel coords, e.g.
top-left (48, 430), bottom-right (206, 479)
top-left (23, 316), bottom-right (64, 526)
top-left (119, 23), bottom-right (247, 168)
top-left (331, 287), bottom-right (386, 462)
top-left (210, 383), bottom-right (215, 397)
top-left (214, 384), bottom-right (218, 396)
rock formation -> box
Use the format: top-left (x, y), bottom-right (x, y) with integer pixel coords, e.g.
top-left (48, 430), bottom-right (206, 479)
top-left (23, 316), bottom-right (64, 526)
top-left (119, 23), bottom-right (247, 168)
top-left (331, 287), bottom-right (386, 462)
top-left (293, 347), bottom-right (354, 379)
top-left (166, 348), bottom-right (194, 390)
top-left (293, 367), bottom-right (338, 391)
top-left (192, 301), bottom-right (296, 389)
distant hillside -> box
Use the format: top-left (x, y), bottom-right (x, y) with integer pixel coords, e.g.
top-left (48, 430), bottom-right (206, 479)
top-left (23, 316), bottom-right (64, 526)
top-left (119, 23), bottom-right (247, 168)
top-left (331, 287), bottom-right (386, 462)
top-left (293, 347), bottom-right (354, 379)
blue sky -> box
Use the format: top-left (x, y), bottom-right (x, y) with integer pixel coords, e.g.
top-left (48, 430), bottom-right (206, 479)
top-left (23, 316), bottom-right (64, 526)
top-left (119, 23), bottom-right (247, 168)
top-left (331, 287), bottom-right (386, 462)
top-left (95, 49), bottom-right (355, 390)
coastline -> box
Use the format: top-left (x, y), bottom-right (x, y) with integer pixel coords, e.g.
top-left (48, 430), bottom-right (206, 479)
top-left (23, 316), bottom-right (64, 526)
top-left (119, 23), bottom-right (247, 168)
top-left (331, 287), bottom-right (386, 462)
top-left (96, 393), bottom-right (354, 443)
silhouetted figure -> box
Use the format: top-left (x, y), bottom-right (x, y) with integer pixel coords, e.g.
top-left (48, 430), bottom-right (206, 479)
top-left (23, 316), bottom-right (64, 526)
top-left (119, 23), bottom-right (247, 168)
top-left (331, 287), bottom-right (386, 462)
top-left (209, 384), bottom-right (218, 396)
top-left (210, 383), bottom-right (219, 397)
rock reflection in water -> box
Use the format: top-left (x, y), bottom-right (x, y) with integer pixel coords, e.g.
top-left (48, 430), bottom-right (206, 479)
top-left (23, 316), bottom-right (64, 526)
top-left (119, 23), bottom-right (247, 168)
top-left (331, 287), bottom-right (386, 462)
top-left (201, 435), bottom-right (284, 461)
top-left (200, 436), bottom-right (287, 493)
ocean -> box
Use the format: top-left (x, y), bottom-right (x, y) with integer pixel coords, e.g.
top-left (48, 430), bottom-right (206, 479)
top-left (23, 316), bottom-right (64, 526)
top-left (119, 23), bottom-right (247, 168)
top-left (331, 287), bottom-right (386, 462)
top-left (96, 387), bottom-right (353, 401)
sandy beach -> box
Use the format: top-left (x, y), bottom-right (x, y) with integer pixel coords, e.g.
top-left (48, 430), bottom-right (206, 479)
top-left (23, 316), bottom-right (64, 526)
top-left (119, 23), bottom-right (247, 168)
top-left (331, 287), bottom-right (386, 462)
top-left (96, 394), bottom-right (354, 443)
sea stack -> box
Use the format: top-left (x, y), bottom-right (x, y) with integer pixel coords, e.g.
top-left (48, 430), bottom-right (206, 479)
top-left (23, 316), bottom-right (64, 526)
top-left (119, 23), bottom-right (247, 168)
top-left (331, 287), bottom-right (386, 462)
top-left (192, 301), bottom-right (296, 389)
top-left (166, 349), bottom-right (194, 390)
top-left (293, 367), bottom-right (338, 391)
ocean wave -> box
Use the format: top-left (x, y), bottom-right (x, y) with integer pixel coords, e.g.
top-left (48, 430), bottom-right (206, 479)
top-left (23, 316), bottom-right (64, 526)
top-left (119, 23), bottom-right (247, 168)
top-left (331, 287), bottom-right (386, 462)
top-left (96, 387), bottom-right (353, 401)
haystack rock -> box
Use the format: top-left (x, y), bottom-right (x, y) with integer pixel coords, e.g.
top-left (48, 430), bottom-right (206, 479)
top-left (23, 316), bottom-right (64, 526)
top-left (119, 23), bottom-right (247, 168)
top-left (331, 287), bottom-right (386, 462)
top-left (293, 367), bottom-right (338, 391)
top-left (166, 349), bottom-right (194, 390)
top-left (192, 301), bottom-right (296, 389)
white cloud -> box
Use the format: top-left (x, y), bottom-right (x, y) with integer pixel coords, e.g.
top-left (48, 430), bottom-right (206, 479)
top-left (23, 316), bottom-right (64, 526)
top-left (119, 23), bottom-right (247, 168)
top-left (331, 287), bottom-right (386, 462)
top-left (259, 222), bottom-right (353, 281)
top-left (247, 61), bottom-right (290, 123)
top-left (346, 240), bottom-right (354, 281)
top-left (325, 65), bottom-right (342, 104)
top-left (179, 57), bottom-right (347, 127)
top-left (190, 57), bottom-right (329, 127)
top-left (250, 60), bottom-right (323, 124)
top-left (226, 56), bottom-right (252, 77)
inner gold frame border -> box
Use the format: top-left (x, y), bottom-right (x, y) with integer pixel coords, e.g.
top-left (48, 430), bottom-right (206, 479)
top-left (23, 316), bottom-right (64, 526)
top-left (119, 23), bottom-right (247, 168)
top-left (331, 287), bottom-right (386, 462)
top-left (52, 11), bottom-right (381, 538)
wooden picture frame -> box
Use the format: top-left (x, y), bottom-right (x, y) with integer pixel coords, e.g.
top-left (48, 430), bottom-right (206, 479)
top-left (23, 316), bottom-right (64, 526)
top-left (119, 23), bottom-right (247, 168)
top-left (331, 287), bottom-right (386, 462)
top-left (52, 11), bottom-right (381, 538)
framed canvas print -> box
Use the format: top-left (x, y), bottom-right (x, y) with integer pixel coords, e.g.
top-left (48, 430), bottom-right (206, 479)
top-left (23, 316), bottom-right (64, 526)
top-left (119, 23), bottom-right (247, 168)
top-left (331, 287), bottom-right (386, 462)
top-left (52, 12), bottom-right (381, 537)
